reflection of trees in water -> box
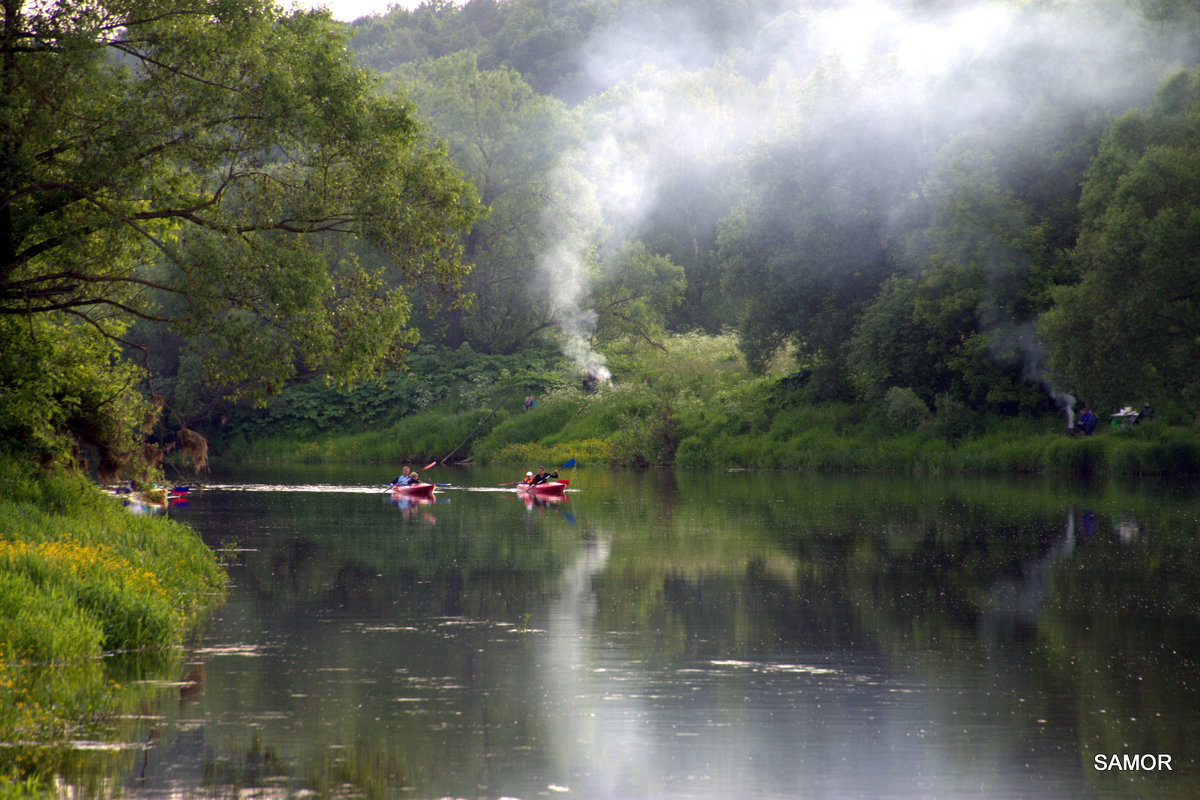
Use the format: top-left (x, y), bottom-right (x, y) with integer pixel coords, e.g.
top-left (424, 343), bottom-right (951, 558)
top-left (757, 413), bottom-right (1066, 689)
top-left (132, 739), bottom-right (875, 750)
top-left (197, 731), bottom-right (407, 799)
top-left (156, 475), bottom-right (1200, 798)
top-left (588, 493), bottom-right (1200, 797)
top-left (1034, 509), bottom-right (1200, 800)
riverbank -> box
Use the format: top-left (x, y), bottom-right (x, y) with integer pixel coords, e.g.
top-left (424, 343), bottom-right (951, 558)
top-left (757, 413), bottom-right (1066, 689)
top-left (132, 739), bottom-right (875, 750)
top-left (0, 459), bottom-right (226, 792)
top-left (209, 336), bottom-right (1200, 476)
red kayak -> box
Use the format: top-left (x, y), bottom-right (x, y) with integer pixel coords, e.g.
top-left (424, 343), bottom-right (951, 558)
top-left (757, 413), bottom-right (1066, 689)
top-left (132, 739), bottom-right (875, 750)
top-left (517, 479), bottom-right (569, 496)
top-left (390, 482), bottom-right (436, 499)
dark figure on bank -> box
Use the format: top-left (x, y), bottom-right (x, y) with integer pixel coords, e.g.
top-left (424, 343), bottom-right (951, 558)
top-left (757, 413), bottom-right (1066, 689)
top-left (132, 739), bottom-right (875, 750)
top-left (1077, 408), bottom-right (1097, 435)
top-left (1137, 402), bottom-right (1154, 423)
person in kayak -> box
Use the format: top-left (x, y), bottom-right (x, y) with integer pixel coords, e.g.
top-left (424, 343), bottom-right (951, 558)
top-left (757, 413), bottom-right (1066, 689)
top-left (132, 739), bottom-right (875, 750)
top-left (392, 466), bottom-right (419, 486)
top-left (520, 471), bottom-right (534, 485)
top-left (530, 466), bottom-right (558, 485)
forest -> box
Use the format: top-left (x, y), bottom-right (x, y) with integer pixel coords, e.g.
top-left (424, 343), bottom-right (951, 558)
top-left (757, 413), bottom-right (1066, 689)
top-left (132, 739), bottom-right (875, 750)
top-left (3, 0), bottom-right (1200, 478)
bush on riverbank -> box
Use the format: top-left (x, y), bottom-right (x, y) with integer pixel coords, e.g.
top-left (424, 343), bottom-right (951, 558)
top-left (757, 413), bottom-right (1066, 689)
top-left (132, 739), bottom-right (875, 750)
top-left (209, 334), bottom-right (1200, 475)
top-left (0, 459), bottom-right (226, 787)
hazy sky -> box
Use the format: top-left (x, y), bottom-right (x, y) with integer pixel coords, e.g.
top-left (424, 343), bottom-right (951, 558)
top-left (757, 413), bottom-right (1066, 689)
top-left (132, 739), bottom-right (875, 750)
top-left (296, 0), bottom-right (422, 22)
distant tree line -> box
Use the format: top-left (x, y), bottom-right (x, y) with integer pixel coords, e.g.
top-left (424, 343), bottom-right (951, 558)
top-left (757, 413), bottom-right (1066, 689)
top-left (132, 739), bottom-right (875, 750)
top-left (2, 0), bottom-right (1199, 480)
top-left (350, 0), bottom-right (1200, 418)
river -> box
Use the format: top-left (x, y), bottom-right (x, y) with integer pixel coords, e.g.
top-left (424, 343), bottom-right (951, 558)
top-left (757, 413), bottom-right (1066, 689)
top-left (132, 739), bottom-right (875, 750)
top-left (94, 466), bottom-right (1199, 798)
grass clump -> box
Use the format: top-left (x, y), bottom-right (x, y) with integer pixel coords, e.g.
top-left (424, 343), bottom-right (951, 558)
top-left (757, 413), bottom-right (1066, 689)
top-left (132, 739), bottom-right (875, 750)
top-left (0, 458), bottom-right (226, 783)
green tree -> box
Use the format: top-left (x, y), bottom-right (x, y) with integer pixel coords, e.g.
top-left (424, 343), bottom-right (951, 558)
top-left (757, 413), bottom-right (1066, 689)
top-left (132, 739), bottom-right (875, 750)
top-left (589, 240), bottom-right (685, 348)
top-left (714, 72), bottom-right (927, 395)
top-left (848, 260), bottom-right (1045, 416)
top-left (1041, 67), bottom-right (1200, 412)
top-left (0, 0), bottom-right (480, 473)
top-left (390, 53), bottom-right (580, 354)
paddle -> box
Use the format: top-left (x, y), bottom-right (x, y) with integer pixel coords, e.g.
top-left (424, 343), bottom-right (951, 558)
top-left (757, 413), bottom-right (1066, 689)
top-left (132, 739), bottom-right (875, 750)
top-left (423, 389), bottom-right (514, 471)
top-left (384, 475), bottom-right (453, 493)
top-left (385, 482), bottom-right (450, 490)
top-left (500, 458), bottom-right (575, 485)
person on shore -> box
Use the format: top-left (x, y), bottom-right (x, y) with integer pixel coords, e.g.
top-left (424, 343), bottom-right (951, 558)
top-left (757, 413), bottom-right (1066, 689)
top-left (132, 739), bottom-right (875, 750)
top-left (1078, 408), bottom-right (1097, 435)
top-left (1137, 401), bottom-right (1154, 423)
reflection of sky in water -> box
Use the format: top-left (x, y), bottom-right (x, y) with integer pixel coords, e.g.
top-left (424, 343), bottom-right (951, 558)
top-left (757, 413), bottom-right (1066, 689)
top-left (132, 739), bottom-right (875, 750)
top-left (530, 536), bottom-right (1087, 800)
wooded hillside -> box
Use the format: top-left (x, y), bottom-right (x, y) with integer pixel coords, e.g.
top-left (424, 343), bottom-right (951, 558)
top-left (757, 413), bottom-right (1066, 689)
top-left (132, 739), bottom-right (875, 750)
top-left (3, 0), bottom-right (1199, 477)
top-left (343, 0), bottom-right (1200, 417)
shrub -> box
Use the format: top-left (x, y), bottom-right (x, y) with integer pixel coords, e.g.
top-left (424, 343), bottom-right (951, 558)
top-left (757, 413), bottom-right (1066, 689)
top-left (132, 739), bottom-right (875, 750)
top-left (929, 393), bottom-right (978, 443)
top-left (884, 387), bottom-right (930, 430)
top-left (1045, 435), bottom-right (1107, 473)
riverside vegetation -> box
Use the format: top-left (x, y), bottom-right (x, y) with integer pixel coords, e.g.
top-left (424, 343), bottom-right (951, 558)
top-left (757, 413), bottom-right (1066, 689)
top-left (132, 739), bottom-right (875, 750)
top-left (4, 1), bottom-right (1200, 795)
top-left (212, 333), bottom-right (1200, 477)
top-left (0, 460), bottom-right (226, 794)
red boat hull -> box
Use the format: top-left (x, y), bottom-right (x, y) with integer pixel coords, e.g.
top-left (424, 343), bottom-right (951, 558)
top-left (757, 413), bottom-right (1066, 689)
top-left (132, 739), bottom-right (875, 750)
top-left (390, 482), bottom-right (436, 499)
top-left (517, 479), bottom-right (568, 496)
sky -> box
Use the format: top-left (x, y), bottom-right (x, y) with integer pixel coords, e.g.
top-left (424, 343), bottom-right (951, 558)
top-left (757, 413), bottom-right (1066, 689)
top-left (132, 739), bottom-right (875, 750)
top-left (296, 0), bottom-right (423, 22)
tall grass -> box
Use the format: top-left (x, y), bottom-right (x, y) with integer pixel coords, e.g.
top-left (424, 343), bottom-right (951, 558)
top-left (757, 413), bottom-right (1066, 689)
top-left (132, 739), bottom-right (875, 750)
top-left (0, 458), bottom-right (226, 785)
top-left (210, 333), bottom-right (1200, 476)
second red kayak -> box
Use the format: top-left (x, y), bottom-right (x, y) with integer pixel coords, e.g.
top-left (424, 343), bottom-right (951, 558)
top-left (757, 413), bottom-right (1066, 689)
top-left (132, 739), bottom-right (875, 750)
top-left (517, 479), bottom-right (569, 496)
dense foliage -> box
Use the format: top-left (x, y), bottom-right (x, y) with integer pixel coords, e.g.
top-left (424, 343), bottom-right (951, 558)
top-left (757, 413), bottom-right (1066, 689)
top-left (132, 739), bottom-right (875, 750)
top-left (4, 0), bottom-right (1200, 477)
top-left (0, 458), bottom-right (225, 784)
top-left (0, 0), bottom-right (479, 477)
top-left (223, 332), bottom-right (1200, 476)
top-left (1041, 68), bottom-right (1200, 411)
top-left (331, 0), bottom-right (1200, 439)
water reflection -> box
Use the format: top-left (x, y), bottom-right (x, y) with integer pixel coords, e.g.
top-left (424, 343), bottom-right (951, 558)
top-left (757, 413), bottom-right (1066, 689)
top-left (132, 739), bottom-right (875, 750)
top-left (388, 494), bottom-right (440, 525)
top-left (21, 469), bottom-right (1198, 798)
top-left (980, 510), bottom-right (1078, 643)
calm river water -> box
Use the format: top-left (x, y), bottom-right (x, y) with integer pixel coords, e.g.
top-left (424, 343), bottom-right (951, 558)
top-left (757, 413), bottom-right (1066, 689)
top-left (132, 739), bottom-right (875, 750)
top-left (106, 465), bottom-right (1197, 799)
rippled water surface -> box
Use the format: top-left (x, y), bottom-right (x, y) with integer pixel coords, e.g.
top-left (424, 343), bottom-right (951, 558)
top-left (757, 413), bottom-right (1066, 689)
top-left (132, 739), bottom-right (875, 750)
top-left (100, 466), bottom-right (1199, 799)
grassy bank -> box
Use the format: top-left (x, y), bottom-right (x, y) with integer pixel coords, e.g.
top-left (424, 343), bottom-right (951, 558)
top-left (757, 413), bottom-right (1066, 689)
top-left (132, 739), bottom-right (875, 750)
top-left (0, 459), bottom-right (226, 790)
top-left (212, 334), bottom-right (1200, 476)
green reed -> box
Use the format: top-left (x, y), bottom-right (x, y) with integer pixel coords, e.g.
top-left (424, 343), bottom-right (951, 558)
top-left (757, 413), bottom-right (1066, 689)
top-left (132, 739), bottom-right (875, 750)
top-left (0, 458), bottom-right (226, 787)
top-left (211, 333), bottom-right (1200, 475)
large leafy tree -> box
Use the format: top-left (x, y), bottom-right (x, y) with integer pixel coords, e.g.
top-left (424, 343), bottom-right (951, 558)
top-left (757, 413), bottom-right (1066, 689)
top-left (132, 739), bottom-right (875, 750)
top-left (389, 53), bottom-right (578, 354)
top-left (849, 151), bottom-right (1054, 415)
top-left (588, 240), bottom-right (685, 349)
top-left (1041, 67), bottom-right (1200, 413)
top-left (715, 72), bottom-right (927, 396)
top-left (0, 0), bottom-right (480, 473)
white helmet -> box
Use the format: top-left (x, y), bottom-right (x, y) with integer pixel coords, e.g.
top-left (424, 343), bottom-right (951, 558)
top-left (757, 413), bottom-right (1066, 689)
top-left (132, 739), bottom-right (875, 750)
top-left (526, 471), bottom-right (533, 477)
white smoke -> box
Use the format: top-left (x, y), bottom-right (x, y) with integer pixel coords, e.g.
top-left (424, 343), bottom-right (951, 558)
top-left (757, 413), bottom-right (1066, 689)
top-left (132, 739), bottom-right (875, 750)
top-left (535, 0), bottom-right (1190, 383)
top-left (999, 319), bottom-right (1077, 427)
top-left (536, 157), bottom-right (612, 384)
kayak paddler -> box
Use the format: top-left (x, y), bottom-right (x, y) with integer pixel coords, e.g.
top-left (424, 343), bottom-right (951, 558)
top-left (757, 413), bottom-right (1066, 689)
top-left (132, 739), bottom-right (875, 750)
top-left (530, 466), bottom-right (557, 485)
